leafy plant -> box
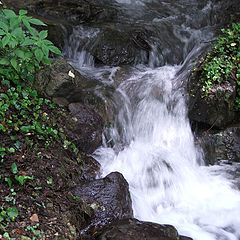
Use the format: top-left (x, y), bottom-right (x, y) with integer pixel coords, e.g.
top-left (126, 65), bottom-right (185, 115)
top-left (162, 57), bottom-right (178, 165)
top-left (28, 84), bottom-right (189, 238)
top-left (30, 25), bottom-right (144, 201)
top-left (200, 23), bottom-right (240, 108)
top-left (11, 162), bottom-right (33, 185)
top-left (0, 207), bottom-right (18, 222)
top-left (0, 8), bottom-right (61, 84)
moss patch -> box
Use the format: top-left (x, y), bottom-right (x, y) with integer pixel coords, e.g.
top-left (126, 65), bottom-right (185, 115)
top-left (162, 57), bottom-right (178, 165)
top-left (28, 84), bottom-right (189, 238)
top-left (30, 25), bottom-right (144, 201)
top-left (199, 23), bottom-right (240, 108)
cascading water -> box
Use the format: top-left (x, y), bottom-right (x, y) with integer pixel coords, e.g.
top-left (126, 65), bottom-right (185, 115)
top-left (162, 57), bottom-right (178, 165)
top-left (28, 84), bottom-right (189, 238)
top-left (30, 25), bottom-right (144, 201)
top-left (94, 65), bottom-right (240, 240)
top-left (64, 1), bottom-right (240, 239)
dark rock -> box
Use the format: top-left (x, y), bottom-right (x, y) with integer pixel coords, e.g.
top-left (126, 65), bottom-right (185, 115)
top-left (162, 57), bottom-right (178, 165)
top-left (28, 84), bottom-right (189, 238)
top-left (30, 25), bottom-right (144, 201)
top-left (66, 103), bottom-right (104, 154)
top-left (72, 172), bottom-right (133, 236)
top-left (197, 126), bottom-right (240, 165)
top-left (36, 59), bottom-right (95, 97)
top-left (96, 218), bottom-right (190, 240)
top-left (180, 236), bottom-right (193, 240)
top-left (36, 58), bottom-right (107, 117)
top-left (4, 0), bottom-right (119, 25)
top-left (188, 60), bottom-right (237, 129)
top-left (80, 155), bottom-right (101, 181)
top-left (88, 28), bottom-right (151, 66)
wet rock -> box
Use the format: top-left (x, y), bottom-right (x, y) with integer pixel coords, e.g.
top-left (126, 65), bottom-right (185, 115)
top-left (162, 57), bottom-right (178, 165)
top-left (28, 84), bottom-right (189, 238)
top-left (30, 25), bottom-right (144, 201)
top-left (4, 0), bottom-right (119, 25)
top-left (80, 155), bottom-right (101, 181)
top-left (180, 237), bottom-right (193, 240)
top-left (72, 172), bottom-right (133, 236)
top-left (66, 103), bottom-right (104, 154)
top-left (88, 28), bottom-right (151, 66)
top-left (36, 59), bottom-right (94, 97)
top-left (96, 218), bottom-right (191, 240)
top-left (188, 61), bottom-right (237, 128)
top-left (36, 58), bottom-right (107, 117)
top-left (197, 126), bottom-right (240, 165)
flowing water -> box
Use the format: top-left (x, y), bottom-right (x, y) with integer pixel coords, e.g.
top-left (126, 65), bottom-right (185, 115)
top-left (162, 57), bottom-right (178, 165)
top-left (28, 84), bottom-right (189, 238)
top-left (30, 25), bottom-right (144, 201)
top-left (64, 1), bottom-right (240, 239)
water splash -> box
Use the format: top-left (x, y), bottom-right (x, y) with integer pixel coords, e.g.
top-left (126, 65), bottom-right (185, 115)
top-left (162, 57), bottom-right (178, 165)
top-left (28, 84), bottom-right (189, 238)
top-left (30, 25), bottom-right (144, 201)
top-left (94, 66), bottom-right (240, 240)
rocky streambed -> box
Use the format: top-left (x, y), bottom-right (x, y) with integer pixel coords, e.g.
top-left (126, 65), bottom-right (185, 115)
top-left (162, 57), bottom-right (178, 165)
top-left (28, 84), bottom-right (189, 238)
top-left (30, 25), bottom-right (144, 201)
top-left (3, 0), bottom-right (240, 239)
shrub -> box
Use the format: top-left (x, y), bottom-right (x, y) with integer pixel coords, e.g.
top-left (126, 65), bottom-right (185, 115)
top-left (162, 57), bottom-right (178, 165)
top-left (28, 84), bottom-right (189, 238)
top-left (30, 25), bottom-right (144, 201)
top-left (0, 8), bottom-right (61, 84)
top-left (200, 23), bottom-right (240, 108)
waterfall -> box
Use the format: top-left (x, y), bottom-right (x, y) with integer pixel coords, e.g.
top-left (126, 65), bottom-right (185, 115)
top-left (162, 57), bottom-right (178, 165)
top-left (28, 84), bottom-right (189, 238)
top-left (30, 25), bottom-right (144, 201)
top-left (64, 1), bottom-right (240, 239)
top-left (93, 65), bottom-right (240, 240)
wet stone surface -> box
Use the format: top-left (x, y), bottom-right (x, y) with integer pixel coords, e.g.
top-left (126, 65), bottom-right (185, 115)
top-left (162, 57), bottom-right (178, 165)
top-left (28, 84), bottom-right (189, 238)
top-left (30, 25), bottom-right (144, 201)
top-left (72, 172), bottom-right (133, 236)
top-left (95, 218), bottom-right (192, 240)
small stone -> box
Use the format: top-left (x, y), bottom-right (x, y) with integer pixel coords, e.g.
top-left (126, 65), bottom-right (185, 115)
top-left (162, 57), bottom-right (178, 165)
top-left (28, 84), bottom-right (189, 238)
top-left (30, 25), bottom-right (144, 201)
top-left (21, 236), bottom-right (31, 240)
top-left (47, 202), bottom-right (54, 208)
top-left (30, 213), bottom-right (39, 223)
top-left (68, 70), bottom-right (75, 78)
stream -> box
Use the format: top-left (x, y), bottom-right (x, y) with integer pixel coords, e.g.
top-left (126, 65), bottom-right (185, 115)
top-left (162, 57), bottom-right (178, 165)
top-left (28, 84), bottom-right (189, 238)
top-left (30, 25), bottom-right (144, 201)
top-left (64, 0), bottom-right (240, 239)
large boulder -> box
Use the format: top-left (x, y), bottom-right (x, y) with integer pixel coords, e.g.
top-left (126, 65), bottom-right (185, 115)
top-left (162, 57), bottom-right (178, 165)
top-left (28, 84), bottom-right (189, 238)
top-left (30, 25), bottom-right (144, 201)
top-left (36, 59), bottom-right (99, 99)
top-left (36, 58), bottom-right (107, 117)
top-left (188, 72), bottom-right (237, 129)
top-left (96, 218), bottom-right (192, 240)
top-left (72, 172), bottom-right (133, 236)
top-left (197, 126), bottom-right (240, 165)
top-left (4, 0), bottom-right (119, 25)
top-left (88, 28), bottom-right (151, 66)
top-left (66, 102), bottom-right (104, 154)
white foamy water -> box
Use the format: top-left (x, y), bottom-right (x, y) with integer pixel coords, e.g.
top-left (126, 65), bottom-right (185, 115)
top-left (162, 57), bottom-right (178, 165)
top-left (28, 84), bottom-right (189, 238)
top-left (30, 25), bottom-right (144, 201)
top-left (94, 66), bottom-right (240, 240)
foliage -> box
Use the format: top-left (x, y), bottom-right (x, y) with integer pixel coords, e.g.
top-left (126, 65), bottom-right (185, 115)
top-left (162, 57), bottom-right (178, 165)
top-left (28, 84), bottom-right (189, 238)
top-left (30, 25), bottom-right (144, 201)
top-left (0, 207), bottom-right (18, 223)
top-left (0, 8), bottom-right (79, 239)
top-left (0, 80), bottom-right (59, 143)
top-left (0, 8), bottom-right (61, 84)
top-left (200, 23), bottom-right (240, 108)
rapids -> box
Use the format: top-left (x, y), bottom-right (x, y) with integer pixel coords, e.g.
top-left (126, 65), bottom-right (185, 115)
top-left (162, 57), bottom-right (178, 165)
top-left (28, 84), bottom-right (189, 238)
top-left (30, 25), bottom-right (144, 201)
top-left (64, 1), bottom-right (240, 239)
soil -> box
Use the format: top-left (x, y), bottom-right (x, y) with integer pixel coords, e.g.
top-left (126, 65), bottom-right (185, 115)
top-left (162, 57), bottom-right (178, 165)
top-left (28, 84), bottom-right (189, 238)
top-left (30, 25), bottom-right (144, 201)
top-left (0, 105), bottom-right (93, 240)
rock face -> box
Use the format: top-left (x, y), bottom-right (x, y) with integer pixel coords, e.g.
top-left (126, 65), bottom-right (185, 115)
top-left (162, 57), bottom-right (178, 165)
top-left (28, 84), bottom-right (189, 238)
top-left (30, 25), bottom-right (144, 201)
top-left (188, 71), bottom-right (237, 129)
top-left (36, 59), bottom-right (101, 100)
top-left (72, 172), bottom-right (133, 236)
top-left (4, 0), bottom-right (119, 25)
top-left (35, 60), bottom-right (105, 154)
top-left (96, 218), bottom-right (192, 240)
top-left (88, 28), bottom-right (151, 66)
top-left (198, 127), bottom-right (240, 165)
top-left (80, 155), bottom-right (101, 181)
top-left (66, 102), bottom-right (104, 154)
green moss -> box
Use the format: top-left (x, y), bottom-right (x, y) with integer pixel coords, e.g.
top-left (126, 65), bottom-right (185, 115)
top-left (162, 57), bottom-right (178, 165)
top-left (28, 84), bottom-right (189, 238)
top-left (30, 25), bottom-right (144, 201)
top-left (200, 23), bottom-right (240, 108)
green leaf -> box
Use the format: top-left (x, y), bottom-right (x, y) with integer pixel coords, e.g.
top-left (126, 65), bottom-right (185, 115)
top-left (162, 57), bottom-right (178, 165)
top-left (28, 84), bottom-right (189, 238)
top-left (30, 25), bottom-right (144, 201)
top-left (12, 27), bottom-right (23, 37)
top-left (34, 48), bottom-right (44, 62)
top-left (0, 21), bottom-right (8, 32)
top-left (8, 148), bottom-right (15, 153)
top-left (5, 177), bottom-right (12, 188)
top-left (15, 175), bottom-right (33, 185)
top-left (29, 18), bottom-right (46, 26)
top-left (22, 18), bottom-right (31, 30)
top-left (19, 9), bottom-right (28, 16)
top-left (2, 35), bottom-right (10, 47)
top-left (28, 26), bottom-right (38, 36)
top-left (10, 58), bottom-right (18, 71)
top-left (21, 38), bottom-right (34, 46)
top-left (42, 39), bottom-right (53, 46)
top-left (20, 125), bottom-right (32, 133)
top-left (7, 207), bottom-right (18, 221)
top-left (39, 30), bottom-right (48, 39)
top-left (15, 49), bottom-right (25, 59)
top-left (41, 45), bottom-right (49, 56)
top-left (11, 162), bottom-right (18, 174)
top-left (48, 45), bottom-right (61, 55)
top-left (10, 17), bottom-right (20, 29)
top-left (0, 58), bottom-right (9, 65)
top-left (0, 29), bottom-right (6, 35)
top-left (2, 9), bottom-right (17, 18)
top-left (42, 57), bottom-right (51, 65)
